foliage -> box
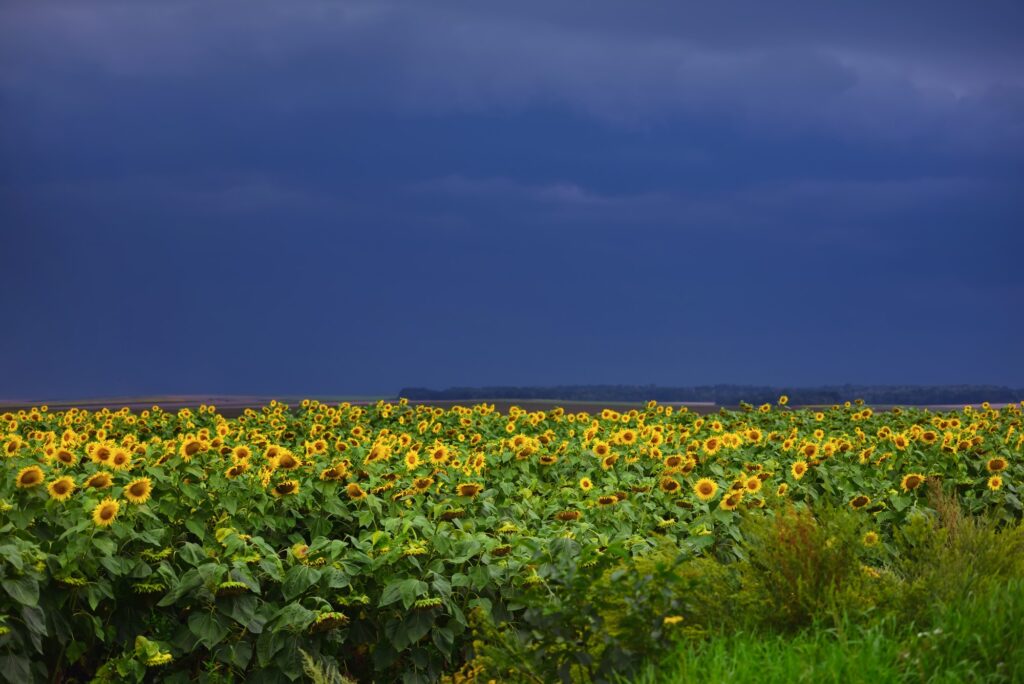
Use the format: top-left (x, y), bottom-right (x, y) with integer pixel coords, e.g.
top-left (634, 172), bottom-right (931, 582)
top-left (0, 398), bottom-right (1020, 681)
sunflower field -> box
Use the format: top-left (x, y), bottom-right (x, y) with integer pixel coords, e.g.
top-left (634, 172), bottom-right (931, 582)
top-left (0, 398), bottom-right (1021, 683)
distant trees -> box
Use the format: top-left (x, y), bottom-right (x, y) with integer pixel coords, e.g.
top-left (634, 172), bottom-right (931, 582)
top-left (398, 384), bottom-right (1024, 406)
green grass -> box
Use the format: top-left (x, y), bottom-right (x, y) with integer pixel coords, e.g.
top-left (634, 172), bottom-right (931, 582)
top-left (629, 579), bottom-right (1024, 684)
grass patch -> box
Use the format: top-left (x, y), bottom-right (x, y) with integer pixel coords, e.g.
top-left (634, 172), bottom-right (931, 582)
top-left (631, 578), bottom-right (1024, 683)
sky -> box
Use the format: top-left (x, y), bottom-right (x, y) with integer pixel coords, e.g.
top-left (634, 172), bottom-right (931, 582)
top-left (1, 0), bottom-right (1023, 399)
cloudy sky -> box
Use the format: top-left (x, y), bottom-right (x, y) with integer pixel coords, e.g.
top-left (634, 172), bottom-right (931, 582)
top-left (1, 0), bottom-right (1022, 398)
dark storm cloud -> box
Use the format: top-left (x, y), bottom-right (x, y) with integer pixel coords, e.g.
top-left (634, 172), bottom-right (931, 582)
top-left (1, 0), bottom-right (1022, 397)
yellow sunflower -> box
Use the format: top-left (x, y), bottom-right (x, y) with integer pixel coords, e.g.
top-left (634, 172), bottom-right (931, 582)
top-left (53, 448), bottom-right (77, 467)
top-left (346, 483), bottom-right (367, 500)
top-left (987, 475), bottom-right (1003, 491)
top-left (719, 491), bottom-right (743, 511)
top-left (124, 477), bottom-right (153, 505)
top-left (693, 478), bottom-right (718, 502)
top-left (900, 473), bottom-right (926, 492)
top-left (579, 477), bottom-right (593, 492)
top-left (849, 494), bottom-right (871, 510)
top-left (791, 460), bottom-right (808, 480)
top-left (404, 451), bottom-right (421, 471)
top-left (92, 498), bottom-right (120, 527)
top-left (85, 471), bottom-right (114, 489)
top-left (272, 480), bottom-right (300, 497)
top-left (457, 483), bottom-right (483, 498)
top-left (987, 457), bottom-right (1008, 473)
top-left (47, 476), bottom-right (76, 502)
top-left (15, 465), bottom-right (45, 488)
top-left (659, 477), bottom-right (681, 494)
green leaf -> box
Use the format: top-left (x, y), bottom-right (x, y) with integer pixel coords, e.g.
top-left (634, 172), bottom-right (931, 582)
top-left (269, 602), bottom-right (315, 632)
top-left (186, 517), bottom-right (207, 541)
top-left (157, 568), bottom-right (204, 607)
top-left (0, 545), bottom-right (24, 573)
top-left (281, 565), bottom-right (322, 601)
top-left (189, 612), bottom-right (230, 649)
top-left (256, 629), bottom-right (285, 668)
top-left (20, 605), bottom-right (46, 636)
top-left (1, 576), bottom-right (39, 606)
top-left (178, 542), bottom-right (208, 566)
top-left (0, 655), bottom-right (30, 684)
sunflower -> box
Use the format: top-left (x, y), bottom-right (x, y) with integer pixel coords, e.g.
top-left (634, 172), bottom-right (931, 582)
top-left (862, 531), bottom-right (880, 547)
top-left (619, 429), bottom-right (637, 445)
top-left (457, 483), bottom-right (483, 498)
top-left (986, 457), bottom-right (1008, 473)
top-left (275, 451), bottom-right (301, 470)
top-left (703, 437), bottom-right (722, 455)
top-left (110, 447), bottom-right (132, 471)
top-left (85, 471), bottom-right (113, 489)
top-left (900, 473), bottom-right (926, 492)
top-left (987, 475), bottom-right (1003, 491)
top-left (346, 483), bottom-right (367, 500)
top-left (231, 445), bottom-right (252, 463)
top-left (404, 451), bottom-right (421, 471)
top-left (272, 480), bottom-right (300, 497)
top-left (849, 494), bottom-right (871, 510)
top-left (719, 491), bottom-right (743, 511)
top-left (776, 483), bottom-right (789, 496)
top-left (579, 477), bottom-right (593, 492)
top-left (412, 476), bottom-right (434, 492)
top-left (600, 453), bottom-right (619, 470)
top-left (53, 448), bottom-right (77, 467)
top-left (659, 477), bottom-right (681, 494)
top-left (124, 477), bottom-right (153, 504)
top-left (596, 495), bottom-right (618, 506)
top-left (179, 438), bottom-right (205, 461)
top-left (745, 477), bottom-right (763, 494)
top-left (694, 478), bottom-right (718, 502)
top-left (555, 510), bottom-right (581, 521)
top-left (429, 445), bottom-right (449, 464)
top-left (791, 460), bottom-right (808, 480)
top-left (15, 465), bottom-right (45, 488)
top-left (539, 454), bottom-right (558, 466)
top-left (92, 498), bottom-right (120, 527)
top-left (47, 476), bottom-right (76, 502)
top-left (592, 441), bottom-right (611, 458)
top-left (226, 463), bottom-right (249, 479)
top-left (3, 435), bottom-right (23, 456)
top-left (801, 443), bottom-right (818, 460)
top-left (663, 454), bottom-right (684, 469)
top-left (892, 433), bottom-right (910, 450)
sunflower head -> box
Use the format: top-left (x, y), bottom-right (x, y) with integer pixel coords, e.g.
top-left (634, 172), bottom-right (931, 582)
top-left (272, 480), bottom-right (300, 497)
top-left (900, 473), bottom-right (926, 492)
top-left (791, 460), bottom-right (808, 480)
top-left (720, 491), bottom-right (743, 511)
top-left (15, 465), bottom-right (45, 488)
top-left (85, 471), bottom-right (113, 489)
top-left (987, 475), bottom-right (1003, 491)
top-left (457, 483), bottom-right (483, 498)
top-left (47, 476), bottom-right (76, 502)
top-left (694, 478), bottom-right (719, 502)
top-left (346, 483), bottom-right (367, 500)
top-left (53, 449), bottom-right (77, 466)
top-left (92, 498), bottom-right (120, 527)
top-left (124, 477), bottom-right (153, 504)
top-left (987, 457), bottom-right (1008, 473)
top-left (849, 494), bottom-right (871, 510)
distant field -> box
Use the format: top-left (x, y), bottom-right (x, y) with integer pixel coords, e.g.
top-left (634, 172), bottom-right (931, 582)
top-left (0, 395), bottom-right (1008, 418)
